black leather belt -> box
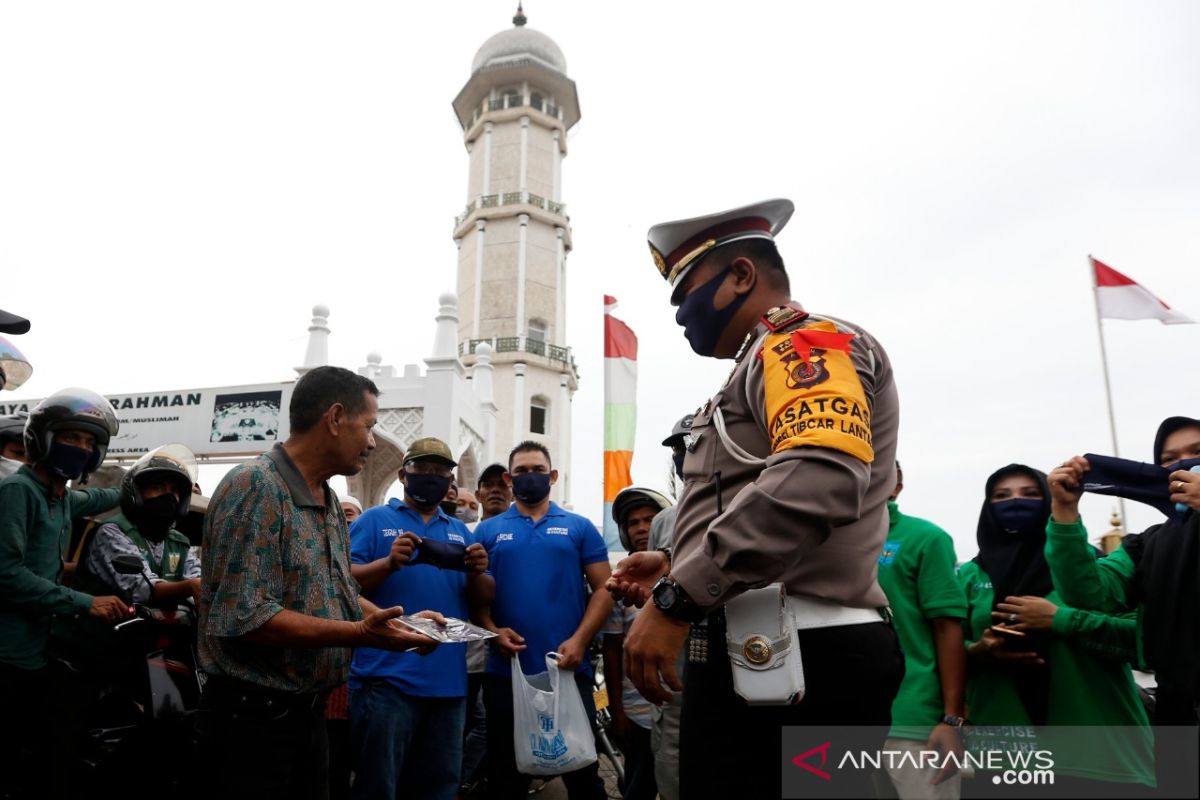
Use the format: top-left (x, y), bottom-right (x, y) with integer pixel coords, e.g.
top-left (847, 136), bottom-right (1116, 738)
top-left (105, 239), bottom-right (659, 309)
top-left (201, 675), bottom-right (329, 721)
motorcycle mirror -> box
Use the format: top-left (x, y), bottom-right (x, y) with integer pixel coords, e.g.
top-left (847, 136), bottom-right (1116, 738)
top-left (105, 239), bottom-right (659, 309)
top-left (112, 555), bottom-right (145, 575)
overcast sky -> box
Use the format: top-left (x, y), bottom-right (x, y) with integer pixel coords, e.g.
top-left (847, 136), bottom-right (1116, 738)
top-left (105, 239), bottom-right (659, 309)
top-left (3, 1), bottom-right (1199, 559)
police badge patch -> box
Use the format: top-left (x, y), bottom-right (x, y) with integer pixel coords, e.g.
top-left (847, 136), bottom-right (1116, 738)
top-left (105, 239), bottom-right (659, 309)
top-left (771, 338), bottom-right (830, 390)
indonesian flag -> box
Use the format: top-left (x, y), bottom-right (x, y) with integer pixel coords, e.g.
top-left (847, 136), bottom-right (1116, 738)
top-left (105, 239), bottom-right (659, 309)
top-left (603, 295), bottom-right (637, 550)
top-left (1092, 257), bottom-right (1193, 325)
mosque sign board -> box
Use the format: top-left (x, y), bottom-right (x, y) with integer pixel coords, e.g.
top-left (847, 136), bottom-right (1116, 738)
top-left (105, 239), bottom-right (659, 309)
top-left (1, 381), bottom-right (295, 461)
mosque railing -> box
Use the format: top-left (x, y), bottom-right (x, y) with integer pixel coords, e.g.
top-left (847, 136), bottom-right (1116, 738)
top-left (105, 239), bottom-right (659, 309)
top-left (460, 337), bottom-right (574, 369)
top-left (471, 93), bottom-right (566, 127)
top-left (455, 191), bottom-right (568, 227)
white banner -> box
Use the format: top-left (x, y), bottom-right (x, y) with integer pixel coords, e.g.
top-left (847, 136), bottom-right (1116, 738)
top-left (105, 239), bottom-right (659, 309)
top-left (1, 382), bottom-right (296, 461)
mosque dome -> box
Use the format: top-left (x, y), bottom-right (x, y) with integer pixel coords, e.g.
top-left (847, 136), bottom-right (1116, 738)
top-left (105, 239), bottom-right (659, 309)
top-left (470, 6), bottom-right (567, 75)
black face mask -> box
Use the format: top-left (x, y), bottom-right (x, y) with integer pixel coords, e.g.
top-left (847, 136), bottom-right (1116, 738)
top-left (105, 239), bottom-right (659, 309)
top-left (132, 494), bottom-right (179, 542)
top-left (404, 471), bottom-right (452, 508)
top-left (440, 500), bottom-right (459, 517)
top-left (511, 472), bottom-right (552, 504)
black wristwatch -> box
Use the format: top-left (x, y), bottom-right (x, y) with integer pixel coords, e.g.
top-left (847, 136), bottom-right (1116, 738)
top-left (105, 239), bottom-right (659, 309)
top-left (651, 576), bottom-right (706, 624)
top-left (940, 714), bottom-right (970, 729)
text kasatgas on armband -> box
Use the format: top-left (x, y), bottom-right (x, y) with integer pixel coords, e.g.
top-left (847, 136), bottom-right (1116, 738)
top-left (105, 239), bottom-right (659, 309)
top-left (771, 397), bottom-right (872, 445)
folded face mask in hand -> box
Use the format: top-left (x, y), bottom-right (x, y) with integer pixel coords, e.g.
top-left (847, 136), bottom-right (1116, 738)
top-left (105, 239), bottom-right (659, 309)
top-left (1082, 453), bottom-right (1200, 519)
top-left (409, 537), bottom-right (469, 571)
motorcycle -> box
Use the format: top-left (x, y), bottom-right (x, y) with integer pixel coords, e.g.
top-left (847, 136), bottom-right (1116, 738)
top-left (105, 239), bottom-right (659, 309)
top-left (73, 555), bottom-right (202, 791)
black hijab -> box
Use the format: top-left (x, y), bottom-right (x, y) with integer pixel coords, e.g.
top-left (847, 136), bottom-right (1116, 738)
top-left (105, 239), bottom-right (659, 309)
top-left (1124, 417), bottom-right (1200, 723)
top-left (973, 463), bottom-right (1054, 726)
top-left (973, 464), bottom-right (1055, 604)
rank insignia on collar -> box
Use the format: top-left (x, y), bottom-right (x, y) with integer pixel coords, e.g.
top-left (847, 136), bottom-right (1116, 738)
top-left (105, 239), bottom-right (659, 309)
top-left (761, 305), bottom-right (808, 333)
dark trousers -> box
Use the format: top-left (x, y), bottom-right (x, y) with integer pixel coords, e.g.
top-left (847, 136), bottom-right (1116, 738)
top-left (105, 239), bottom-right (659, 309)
top-left (0, 662), bottom-right (48, 799)
top-left (461, 671), bottom-right (489, 787)
top-left (621, 723), bottom-right (657, 800)
top-left (482, 671), bottom-right (605, 800)
top-left (193, 680), bottom-right (331, 800)
top-left (679, 618), bottom-right (904, 800)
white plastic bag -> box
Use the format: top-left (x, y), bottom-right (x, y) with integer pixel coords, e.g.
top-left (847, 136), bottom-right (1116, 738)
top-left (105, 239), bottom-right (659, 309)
top-left (511, 652), bottom-right (598, 776)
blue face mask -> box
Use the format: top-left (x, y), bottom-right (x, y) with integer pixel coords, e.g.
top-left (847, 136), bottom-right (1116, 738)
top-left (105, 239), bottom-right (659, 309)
top-left (992, 498), bottom-right (1045, 533)
top-left (674, 266), bottom-right (750, 357)
top-left (511, 472), bottom-right (552, 504)
top-left (47, 442), bottom-right (94, 481)
top-left (404, 471), bottom-right (452, 508)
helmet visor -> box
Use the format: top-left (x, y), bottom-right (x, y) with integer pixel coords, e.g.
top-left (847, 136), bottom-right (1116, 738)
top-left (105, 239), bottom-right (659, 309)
top-left (0, 335), bottom-right (32, 391)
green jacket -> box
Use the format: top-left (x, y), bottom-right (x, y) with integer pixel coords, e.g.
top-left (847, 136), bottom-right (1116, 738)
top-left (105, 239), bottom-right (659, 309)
top-left (1043, 519), bottom-right (1141, 663)
top-left (959, 560), bottom-right (1153, 786)
top-left (0, 466), bottom-right (120, 669)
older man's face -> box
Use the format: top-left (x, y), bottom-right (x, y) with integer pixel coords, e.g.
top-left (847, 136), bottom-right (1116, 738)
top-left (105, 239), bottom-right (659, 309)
top-left (336, 392), bottom-right (378, 476)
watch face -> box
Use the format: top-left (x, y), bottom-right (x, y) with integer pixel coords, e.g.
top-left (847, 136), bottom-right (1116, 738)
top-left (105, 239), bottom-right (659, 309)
top-left (654, 580), bottom-right (678, 608)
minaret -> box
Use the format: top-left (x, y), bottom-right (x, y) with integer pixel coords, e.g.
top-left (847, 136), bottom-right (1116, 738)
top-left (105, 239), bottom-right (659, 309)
top-left (451, 5), bottom-right (580, 502)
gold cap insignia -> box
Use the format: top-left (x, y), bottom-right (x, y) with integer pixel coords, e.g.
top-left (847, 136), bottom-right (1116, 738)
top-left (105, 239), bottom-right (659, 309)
top-left (650, 244), bottom-right (668, 278)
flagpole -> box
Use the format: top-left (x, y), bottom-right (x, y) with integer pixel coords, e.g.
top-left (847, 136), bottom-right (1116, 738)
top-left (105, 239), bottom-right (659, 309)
top-left (1089, 255), bottom-right (1127, 530)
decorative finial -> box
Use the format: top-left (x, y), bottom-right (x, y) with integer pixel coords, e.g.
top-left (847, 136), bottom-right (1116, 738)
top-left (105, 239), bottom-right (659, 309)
top-left (513, 2), bottom-right (526, 26)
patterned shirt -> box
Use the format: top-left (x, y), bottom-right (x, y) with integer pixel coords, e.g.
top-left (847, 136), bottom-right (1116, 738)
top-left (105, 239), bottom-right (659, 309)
top-left (198, 444), bottom-right (362, 692)
top-left (84, 522), bottom-right (202, 604)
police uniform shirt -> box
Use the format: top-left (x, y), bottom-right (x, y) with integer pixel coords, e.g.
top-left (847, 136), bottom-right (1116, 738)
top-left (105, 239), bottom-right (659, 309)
top-left (671, 308), bottom-right (899, 610)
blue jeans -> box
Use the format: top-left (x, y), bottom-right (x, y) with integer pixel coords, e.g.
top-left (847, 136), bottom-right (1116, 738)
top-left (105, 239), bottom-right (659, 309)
top-left (349, 680), bottom-right (466, 800)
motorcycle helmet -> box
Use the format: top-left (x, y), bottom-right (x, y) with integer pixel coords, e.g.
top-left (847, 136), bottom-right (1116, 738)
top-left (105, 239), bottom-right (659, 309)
top-left (611, 486), bottom-right (672, 552)
top-left (0, 412), bottom-right (28, 446)
top-left (24, 388), bottom-right (119, 480)
top-left (120, 444), bottom-right (198, 523)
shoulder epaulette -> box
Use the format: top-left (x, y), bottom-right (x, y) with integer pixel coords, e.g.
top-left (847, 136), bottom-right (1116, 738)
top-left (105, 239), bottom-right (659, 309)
top-left (760, 305), bottom-right (809, 333)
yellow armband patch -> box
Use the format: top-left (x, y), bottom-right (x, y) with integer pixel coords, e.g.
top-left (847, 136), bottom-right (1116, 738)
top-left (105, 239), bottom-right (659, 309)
top-left (761, 320), bottom-right (874, 462)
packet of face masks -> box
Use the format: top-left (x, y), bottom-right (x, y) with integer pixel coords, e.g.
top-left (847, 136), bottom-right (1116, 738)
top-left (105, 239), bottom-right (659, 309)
top-left (394, 615), bottom-right (497, 643)
top-left (409, 538), bottom-right (469, 571)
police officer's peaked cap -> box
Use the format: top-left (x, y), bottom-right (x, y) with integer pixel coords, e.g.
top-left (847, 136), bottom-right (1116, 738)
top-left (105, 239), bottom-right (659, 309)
top-left (662, 413), bottom-right (695, 447)
top-left (647, 198), bottom-right (794, 295)
top-left (405, 437), bottom-right (457, 468)
top-left (0, 308), bottom-right (30, 335)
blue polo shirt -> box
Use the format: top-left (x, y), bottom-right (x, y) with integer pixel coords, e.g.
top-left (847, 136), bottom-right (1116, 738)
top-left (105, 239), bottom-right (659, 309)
top-left (476, 502), bottom-right (609, 678)
top-left (349, 498), bottom-right (474, 697)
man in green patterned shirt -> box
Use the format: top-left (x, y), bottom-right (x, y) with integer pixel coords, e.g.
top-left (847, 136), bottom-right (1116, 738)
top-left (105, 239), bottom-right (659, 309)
top-left (195, 366), bottom-right (442, 800)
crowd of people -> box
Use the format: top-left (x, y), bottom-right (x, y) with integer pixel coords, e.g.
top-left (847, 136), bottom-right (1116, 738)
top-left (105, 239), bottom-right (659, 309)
top-left (1, 196), bottom-right (1198, 800)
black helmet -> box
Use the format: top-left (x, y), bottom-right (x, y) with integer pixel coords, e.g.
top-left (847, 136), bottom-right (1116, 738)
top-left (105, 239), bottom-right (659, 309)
top-left (0, 412), bottom-right (27, 443)
top-left (120, 444), bottom-right (196, 523)
top-left (24, 388), bottom-right (119, 479)
top-left (611, 486), bottom-right (672, 551)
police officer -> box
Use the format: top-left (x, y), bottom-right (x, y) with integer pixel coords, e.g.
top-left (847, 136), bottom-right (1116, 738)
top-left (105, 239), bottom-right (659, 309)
top-left (610, 198), bottom-right (904, 798)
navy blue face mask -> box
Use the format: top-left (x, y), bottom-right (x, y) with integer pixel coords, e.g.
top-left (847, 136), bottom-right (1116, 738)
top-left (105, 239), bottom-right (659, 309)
top-left (1080, 453), bottom-right (1200, 519)
top-left (47, 442), bottom-right (94, 481)
top-left (674, 266), bottom-right (750, 357)
top-left (991, 498), bottom-right (1045, 533)
top-left (511, 472), bottom-right (552, 504)
top-left (404, 472), bottom-right (452, 508)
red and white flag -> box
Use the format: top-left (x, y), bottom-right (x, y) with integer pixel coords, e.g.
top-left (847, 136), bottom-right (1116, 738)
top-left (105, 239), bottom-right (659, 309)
top-left (1091, 257), bottom-right (1193, 325)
